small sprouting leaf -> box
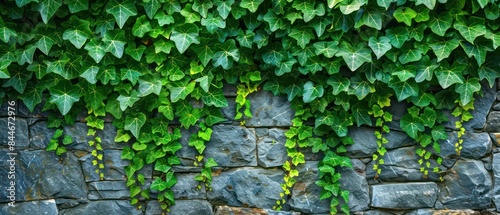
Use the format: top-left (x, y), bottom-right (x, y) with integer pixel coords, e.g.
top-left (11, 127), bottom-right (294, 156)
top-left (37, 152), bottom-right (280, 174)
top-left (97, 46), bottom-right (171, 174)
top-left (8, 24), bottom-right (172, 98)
top-left (106, 0), bottom-right (137, 29)
top-left (170, 23), bottom-right (200, 54)
top-left (124, 113), bottom-right (146, 138)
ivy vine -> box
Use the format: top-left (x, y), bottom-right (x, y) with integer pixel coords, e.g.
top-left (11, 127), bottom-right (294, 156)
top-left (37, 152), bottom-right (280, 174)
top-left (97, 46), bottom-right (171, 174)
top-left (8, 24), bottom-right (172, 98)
top-left (1, 0), bottom-right (500, 214)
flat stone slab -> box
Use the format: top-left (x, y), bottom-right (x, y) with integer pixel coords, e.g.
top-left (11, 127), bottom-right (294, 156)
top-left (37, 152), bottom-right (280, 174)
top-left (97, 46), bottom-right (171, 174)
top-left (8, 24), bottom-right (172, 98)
top-left (246, 91), bottom-right (294, 127)
top-left (214, 206), bottom-right (300, 215)
top-left (371, 182), bottom-right (438, 209)
top-left (146, 200), bottom-right (213, 215)
top-left (1, 199), bottom-right (58, 215)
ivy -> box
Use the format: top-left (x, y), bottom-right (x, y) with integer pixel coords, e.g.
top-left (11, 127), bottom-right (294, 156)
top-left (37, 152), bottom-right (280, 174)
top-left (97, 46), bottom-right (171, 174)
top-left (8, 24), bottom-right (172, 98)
top-left (1, 0), bottom-right (500, 214)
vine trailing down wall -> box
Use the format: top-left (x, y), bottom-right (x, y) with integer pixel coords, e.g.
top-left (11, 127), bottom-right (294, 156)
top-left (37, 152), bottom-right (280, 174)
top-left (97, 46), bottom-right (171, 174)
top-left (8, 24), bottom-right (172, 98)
top-left (1, 0), bottom-right (500, 214)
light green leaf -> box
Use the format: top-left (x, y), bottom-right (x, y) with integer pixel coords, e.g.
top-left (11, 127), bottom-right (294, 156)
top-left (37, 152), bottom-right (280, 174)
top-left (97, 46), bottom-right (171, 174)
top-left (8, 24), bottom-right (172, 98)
top-left (435, 62), bottom-right (465, 89)
top-left (212, 39), bottom-right (239, 69)
top-left (117, 90), bottom-right (140, 111)
top-left (428, 12), bottom-right (453, 36)
top-left (393, 7), bottom-right (417, 26)
top-left (138, 75), bottom-right (162, 97)
top-left (328, 0), bottom-right (344, 8)
top-left (170, 23), bottom-right (200, 54)
top-left (201, 12), bottom-right (226, 33)
top-left (132, 15), bottom-right (152, 37)
top-left (168, 78), bottom-right (196, 102)
top-left (415, 56), bottom-right (438, 83)
top-left (215, 0), bottom-right (234, 19)
top-left (339, 0), bottom-right (364, 14)
top-left (84, 39), bottom-right (106, 63)
top-left (106, 0), bottom-right (137, 29)
top-left (415, 0), bottom-right (436, 9)
top-left (455, 78), bottom-right (481, 105)
top-left (142, 0), bottom-right (161, 19)
top-left (240, 0), bottom-right (264, 13)
top-left (303, 81), bottom-right (324, 103)
top-left (385, 27), bottom-right (409, 48)
top-left (400, 114), bottom-right (425, 139)
top-left (103, 29), bottom-right (127, 58)
top-left (336, 42), bottom-right (372, 71)
top-left (289, 27), bottom-right (315, 49)
top-left (125, 113), bottom-right (146, 138)
top-left (355, 7), bottom-right (382, 30)
top-left (192, 0), bottom-right (213, 18)
top-left (453, 17), bottom-right (486, 43)
top-left (64, 0), bottom-right (88, 13)
top-left (202, 89), bottom-right (228, 107)
top-left (368, 36), bottom-right (391, 59)
top-left (35, 0), bottom-right (62, 24)
top-left (62, 16), bottom-right (93, 49)
top-left (48, 81), bottom-right (81, 115)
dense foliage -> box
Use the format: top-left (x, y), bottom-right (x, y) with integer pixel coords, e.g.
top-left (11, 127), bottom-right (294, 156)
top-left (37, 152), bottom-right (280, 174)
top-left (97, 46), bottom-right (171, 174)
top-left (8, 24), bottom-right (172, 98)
top-left (1, 0), bottom-right (500, 214)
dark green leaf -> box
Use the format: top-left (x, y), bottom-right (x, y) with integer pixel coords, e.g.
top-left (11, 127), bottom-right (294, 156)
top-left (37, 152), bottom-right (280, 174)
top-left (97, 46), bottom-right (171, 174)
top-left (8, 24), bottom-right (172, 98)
top-left (336, 42), bottom-right (372, 71)
top-left (240, 0), bottom-right (264, 13)
top-left (106, 0), bottom-right (137, 29)
top-left (303, 81), bottom-right (324, 103)
top-left (170, 23), bottom-right (200, 54)
top-left (368, 36), bottom-right (392, 59)
top-left (455, 78), bottom-right (481, 105)
top-left (124, 113), bottom-right (146, 138)
top-left (35, 0), bottom-right (63, 24)
top-left (48, 81), bottom-right (81, 115)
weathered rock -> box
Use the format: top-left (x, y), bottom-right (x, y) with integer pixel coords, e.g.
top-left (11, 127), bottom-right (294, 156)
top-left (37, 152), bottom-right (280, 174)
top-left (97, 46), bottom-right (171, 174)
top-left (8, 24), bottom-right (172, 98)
top-left (384, 130), bottom-right (415, 149)
top-left (223, 84), bottom-right (238, 97)
top-left (371, 182), bottom-right (438, 209)
top-left (221, 98), bottom-right (237, 120)
top-left (403, 209), bottom-right (435, 215)
top-left (29, 121), bottom-right (55, 149)
top-left (88, 181), bottom-right (130, 200)
top-left (63, 122), bottom-right (92, 151)
top-left (492, 153), bottom-right (500, 211)
top-left (437, 159), bottom-right (492, 209)
top-left (146, 200), bottom-right (213, 215)
top-left (60, 200), bottom-right (143, 215)
top-left (363, 210), bottom-right (396, 215)
top-left (214, 205), bottom-right (301, 215)
top-left (177, 126), bottom-right (200, 166)
top-left (339, 159), bottom-right (370, 211)
top-left (436, 132), bottom-right (492, 169)
top-left (0, 199), bottom-right (58, 215)
top-left (366, 147), bottom-right (442, 182)
top-left (55, 199), bottom-right (86, 209)
top-left (81, 149), bottom-right (152, 182)
top-left (208, 167), bottom-right (284, 208)
top-left (467, 81), bottom-right (497, 130)
top-left (345, 126), bottom-right (378, 158)
top-left (257, 128), bottom-right (287, 167)
top-left (96, 123), bottom-right (124, 149)
top-left (493, 103), bottom-right (500, 111)
top-left (386, 100), bottom-right (410, 131)
top-left (205, 125), bottom-right (257, 167)
top-left (486, 111), bottom-right (500, 132)
top-left (255, 128), bottom-right (269, 137)
top-left (0, 150), bottom-right (87, 202)
top-left (289, 162), bottom-right (329, 214)
top-left (246, 91), bottom-right (294, 127)
top-left (172, 173), bottom-right (206, 199)
top-left (0, 118), bottom-right (29, 149)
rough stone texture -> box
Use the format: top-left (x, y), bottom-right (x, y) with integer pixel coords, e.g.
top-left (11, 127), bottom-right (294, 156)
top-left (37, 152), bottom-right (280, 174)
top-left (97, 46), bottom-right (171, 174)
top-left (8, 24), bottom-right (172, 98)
top-left (366, 146), bottom-right (442, 182)
top-left (345, 126), bottom-right (378, 158)
top-left (214, 206), bottom-right (301, 215)
top-left (492, 153), bottom-right (500, 211)
top-left (0, 118), bottom-right (29, 149)
top-left (177, 126), bottom-right (200, 166)
top-left (487, 111), bottom-right (500, 132)
top-left (172, 173), bottom-right (206, 199)
top-left (0, 150), bottom-right (87, 202)
top-left (371, 182), bottom-right (438, 209)
top-left (339, 159), bottom-right (370, 211)
top-left (289, 162), bottom-right (330, 214)
top-left (437, 132), bottom-right (492, 161)
top-left (208, 168), bottom-right (284, 209)
top-left (403, 209), bottom-right (435, 215)
top-left (221, 98), bottom-right (237, 121)
top-left (146, 200), bottom-right (213, 215)
top-left (29, 121), bottom-right (55, 149)
top-left (205, 125), bottom-right (257, 167)
top-left (246, 91), bottom-right (294, 127)
top-left (363, 210), bottom-right (396, 215)
top-left (437, 159), bottom-right (492, 209)
top-left (257, 128), bottom-right (288, 167)
top-left (1, 199), bottom-right (58, 215)
top-left (384, 130), bottom-right (415, 149)
top-left (60, 200), bottom-right (143, 215)
top-left (63, 122), bottom-right (93, 151)
top-left (452, 81), bottom-right (496, 131)
top-left (88, 181), bottom-right (130, 200)
top-left (386, 100), bottom-right (410, 131)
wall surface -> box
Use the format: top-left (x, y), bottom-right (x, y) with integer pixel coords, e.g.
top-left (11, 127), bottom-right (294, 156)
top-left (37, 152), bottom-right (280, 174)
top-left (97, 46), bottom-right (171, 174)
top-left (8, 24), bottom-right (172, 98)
top-left (2, 81), bottom-right (500, 215)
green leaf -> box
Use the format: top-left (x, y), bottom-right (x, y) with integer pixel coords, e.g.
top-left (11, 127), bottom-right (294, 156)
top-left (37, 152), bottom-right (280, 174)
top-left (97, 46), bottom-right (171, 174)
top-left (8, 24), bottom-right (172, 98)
top-left (19, 83), bottom-right (44, 112)
top-left (427, 34), bottom-right (460, 62)
top-left (435, 62), bottom-right (465, 89)
top-left (283, 84), bottom-right (302, 101)
top-left (240, 0), bottom-right (264, 13)
top-left (64, 0), bottom-right (88, 13)
top-left (455, 78), bottom-right (481, 105)
top-left (428, 12), bottom-right (453, 36)
top-left (263, 9), bottom-right (286, 32)
top-left (2, 66), bottom-right (31, 94)
top-left (150, 177), bottom-right (169, 191)
top-left (15, 0), bottom-right (37, 7)
top-left (303, 3), bottom-right (325, 22)
top-left (35, 0), bottom-right (63, 24)
top-left (201, 12), bottom-right (226, 33)
top-left (170, 23), bottom-right (200, 54)
top-left (213, 39), bottom-right (239, 69)
top-left (106, 0), bottom-right (137, 29)
top-left (132, 142), bottom-right (147, 151)
top-left (117, 90), bottom-right (140, 111)
top-left (478, 56), bottom-right (500, 87)
top-left (327, 75), bottom-right (350, 95)
top-left (385, 27), bottom-right (409, 49)
top-left (16, 45), bottom-right (36, 66)
top-left (289, 27), bottom-right (315, 49)
top-left (120, 68), bottom-right (142, 85)
top-left (179, 108), bottom-right (201, 128)
top-left (168, 78), bottom-right (196, 102)
top-left (399, 48), bottom-right (423, 64)
top-left (80, 63), bottom-right (100, 84)
top-left (103, 29), bottom-right (127, 58)
top-left (400, 114), bottom-right (425, 139)
top-left (368, 36), bottom-right (392, 59)
top-left (215, 0), bottom-right (234, 19)
top-left (313, 41), bottom-right (339, 58)
top-left (355, 7), bottom-right (383, 30)
top-left (138, 75), bottom-right (162, 97)
top-left (431, 125), bottom-right (447, 141)
top-left (141, 0), bottom-right (161, 19)
top-left (352, 104), bottom-right (372, 126)
top-left (377, 0), bottom-right (392, 9)
top-left (125, 43), bottom-right (146, 61)
top-left (303, 81), bottom-right (324, 103)
top-left (84, 39), bottom-right (106, 63)
top-left (48, 81), bottom-right (81, 115)
top-left (460, 39), bottom-right (492, 66)
top-left (415, 56), bottom-right (438, 83)
top-left (336, 42), bottom-right (372, 71)
top-left (415, 0), bottom-right (436, 9)
top-left (262, 42), bottom-right (286, 66)
top-left (411, 92), bottom-right (437, 107)
top-left (132, 15), bottom-right (152, 37)
top-left (0, 22), bottom-right (16, 44)
top-left (389, 79), bottom-right (419, 101)
top-left (202, 90), bottom-right (229, 107)
top-left (348, 75), bottom-right (374, 100)
top-left (453, 16), bottom-right (486, 44)
top-left (192, 0), bottom-right (213, 18)
top-left (124, 113), bottom-right (146, 138)
top-left (236, 30), bottom-right (254, 49)
top-left (393, 7), bottom-right (417, 26)
top-left (62, 16), bottom-right (93, 49)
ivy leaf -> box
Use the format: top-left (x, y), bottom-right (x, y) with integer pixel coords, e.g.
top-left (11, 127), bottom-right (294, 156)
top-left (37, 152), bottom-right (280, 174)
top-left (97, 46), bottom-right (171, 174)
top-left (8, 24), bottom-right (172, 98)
top-left (348, 75), bottom-right (374, 100)
top-left (355, 7), bottom-right (383, 30)
top-left (434, 62), bottom-right (465, 89)
top-left (313, 41), bottom-right (339, 58)
top-left (455, 78), bottom-right (481, 105)
top-left (138, 74), bottom-right (162, 97)
top-left (142, 0), bottom-right (161, 19)
top-left (453, 16), bottom-right (486, 44)
top-left (332, 112), bottom-right (352, 137)
top-left (368, 36), bottom-right (392, 59)
top-left (263, 9), bottom-right (286, 32)
top-left (125, 43), bottom-right (146, 61)
top-left (62, 16), bottom-right (93, 49)
top-left (336, 42), bottom-right (372, 71)
top-left (213, 39), bottom-right (239, 69)
top-left (16, 45), bottom-right (36, 66)
top-left (303, 81), bottom-right (324, 103)
top-left (310, 17), bottom-right (331, 38)
top-left (170, 23), bottom-right (200, 54)
top-left (303, 3), bottom-right (325, 22)
top-left (283, 84), bottom-right (302, 101)
top-left (262, 42), bottom-right (286, 66)
top-left (389, 78), bottom-right (419, 101)
top-left (289, 27), bottom-right (315, 49)
top-left (385, 27), bottom-right (409, 48)
top-left (427, 34), bottom-right (460, 62)
top-left (191, 37), bottom-right (215, 66)
top-left (393, 7), bottom-right (417, 26)
top-left (124, 113), bottom-right (146, 138)
top-left (132, 15), bottom-right (152, 37)
top-left (415, 0), bottom-right (436, 9)
top-left (106, 0), bottom-right (137, 29)
top-left (236, 30), bottom-right (254, 49)
top-left (392, 64), bottom-right (416, 81)
top-left (168, 78), bottom-right (196, 102)
top-left (240, 0), bottom-right (264, 13)
top-left (19, 83), bottom-right (44, 112)
top-left (215, 0), bottom-right (234, 19)
top-left (15, 0), bottom-right (37, 7)
top-left (2, 65), bottom-right (31, 93)
top-left (33, 24), bottom-right (57, 55)
top-left (339, 0), bottom-right (364, 15)
top-left (64, 0), bottom-right (89, 13)
top-left (103, 29), bottom-right (127, 58)
top-left (415, 56), bottom-right (438, 83)
top-left (117, 90), bottom-right (140, 111)
top-left (459, 39), bottom-right (492, 66)
top-left (48, 81), bottom-right (81, 115)
top-left (97, 66), bottom-right (118, 84)
top-left (351, 104), bottom-right (372, 126)
top-left (179, 108), bottom-right (201, 128)
top-left (35, 0), bottom-right (63, 24)
top-left (377, 0), bottom-right (392, 9)
top-left (192, 0), bottom-right (214, 18)
top-left (0, 22), bottom-right (16, 44)
top-left (400, 114), bottom-right (425, 139)
top-left (202, 89), bottom-right (228, 107)
top-left (428, 12), bottom-right (453, 36)
top-left (84, 83), bottom-right (107, 110)
top-left (478, 56), bottom-right (500, 87)
top-left (120, 68), bottom-right (142, 85)
top-left (399, 48), bottom-right (423, 64)
top-left (84, 39), bottom-right (106, 63)
top-left (201, 12), bottom-right (226, 33)
top-left (327, 75), bottom-right (350, 95)
top-left (411, 92), bottom-right (437, 107)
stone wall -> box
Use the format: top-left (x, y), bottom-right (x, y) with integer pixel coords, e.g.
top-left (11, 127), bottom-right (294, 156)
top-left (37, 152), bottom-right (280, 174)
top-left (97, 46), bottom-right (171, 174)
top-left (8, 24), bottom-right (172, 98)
top-left (2, 81), bottom-right (500, 215)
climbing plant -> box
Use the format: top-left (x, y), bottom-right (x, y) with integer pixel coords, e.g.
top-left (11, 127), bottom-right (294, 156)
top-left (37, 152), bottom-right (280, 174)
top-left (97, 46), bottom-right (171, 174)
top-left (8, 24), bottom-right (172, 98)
top-left (1, 0), bottom-right (500, 214)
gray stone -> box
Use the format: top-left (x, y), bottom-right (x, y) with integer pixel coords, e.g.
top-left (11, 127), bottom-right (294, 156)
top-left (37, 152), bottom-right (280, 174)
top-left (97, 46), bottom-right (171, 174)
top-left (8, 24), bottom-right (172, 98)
top-left (220, 98), bottom-right (237, 121)
top-left (366, 146), bottom-right (442, 182)
top-left (486, 111), bottom-right (500, 132)
top-left (289, 162), bottom-right (330, 214)
top-left (63, 122), bottom-right (92, 151)
top-left (0, 150), bottom-right (87, 202)
top-left (205, 125), bottom-right (257, 167)
top-left (208, 167), bottom-right (284, 208)
top-left (88, 181), bottom-right (130, 200)
top-left (384, 130), bottom-right (415, 149)
top-left (0, 118), bottom-right (29, 149)
top-left (451, 81), bottom-right (496, 131)
top-left (246, 91), bottom-right (294, 127)
top-left (363, 210), bottom-right (396, 215)
top-left (492, 153), bottom-right (500, 211)
top-left (176, 127), bottom-right (200, 166)
top-left (223, 84), bottom-right (238, 97)
top-left (214, 206), bottom-right (301, 215)
top-left (257, 128), bottom-right (287, 167)
top-left (437, 132), bottom-right (492, 168)
top-left (172, 173), bottom-right (206, 199)
top-left (55, 199), bottom-right (86, 209)
top-left (339, 159), bottom-right (370, 211)
top-left (60, 200), bottom-right (143, 215)
top-left (493, 103), bottom-right (500, 111)
top-left (403, 209), bottom-right (435, 215)
top-left (371, 182), bottom-right (438, 209)
top-left (437, 159), bottom-right (492, 209)
top-left (146, 200), bottom-right (213, 215)
top-left (386, 100), bottom-right (410, 131)
top-left (490, 133), bottom-right (500, 146)
top-left (345, 126), bottom-right (378, 158)
top-left (1, 199), bottom-right (58, 215)
top-left (255, 128), bottom-right (268, 137)
top-left (96, 123), bottom-right (125, 149)
top-left (29, 121), bottom-right (55, 149)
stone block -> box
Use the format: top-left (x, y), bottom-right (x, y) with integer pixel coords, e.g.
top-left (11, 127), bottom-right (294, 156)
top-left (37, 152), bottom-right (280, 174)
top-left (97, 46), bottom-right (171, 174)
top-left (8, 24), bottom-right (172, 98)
top-left (289, 162), bottom-right (329, 214)
top-left (29, 121), bottom-right (55, 149)
top-left (1, 199), bottom-right (58, 215)
top-left (487, 111), bottom-right (500, 132)
top-left (492, 153), bottom-right (500, 211)
top-left (437, 159), bottom-right (492, 209)
top-left (246, 91), bottom-right (294, 127)
top-left (257, 128), bottom-right (287, 167)
top-left (363, 210), bottom-right (395, 215)
top-left (208, 167), bottom-right (284, 209)
top-left (371, 182), bottom-right (438, 209)
top-left (214, 206), bottom-right (301, 215)
top-left (0, 118), bottom-right (29, 149)
top-left (345, 126), bottom-right (378, 158)
top-left (221, 98), bottom-right (237, 121)
top-left (88, 181), bottom-right (130, 200)
top-left (172, 173), bottom-right (206, 199)
top-left (146, 200), bottom-right (213, 215)
top-left (205, 125), bottom-right (257, 167)
top-left (339, 159), bottom-right (370, 212)
top-left (60, 200), bottom-right (143, 215)
top-left (0, 150), bottom-right (87, 202)
top-left (384, 130), bottom-right (415, 149)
